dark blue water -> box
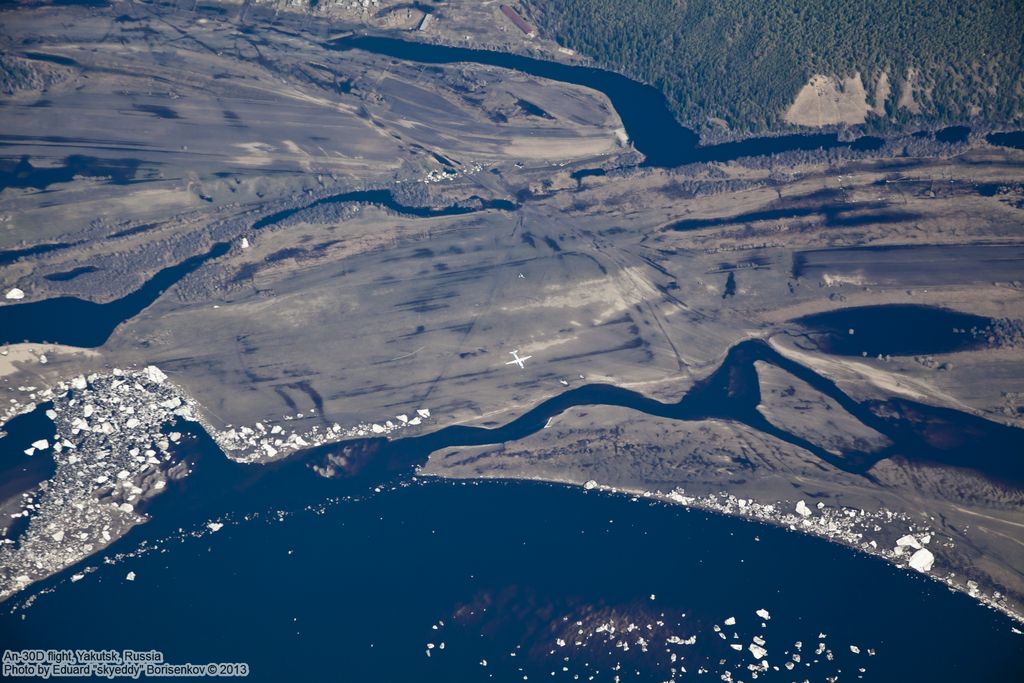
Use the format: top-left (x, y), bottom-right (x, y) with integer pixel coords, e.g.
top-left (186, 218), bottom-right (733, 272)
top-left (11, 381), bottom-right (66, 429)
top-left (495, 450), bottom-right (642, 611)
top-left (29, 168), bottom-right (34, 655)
top-left (328, 36), bottom-right (884, 168)
top-left (987, 131), bottom-right (1024, 150)
top-left (4, 27), bottom-right (1023, 677)
top-left (4, 478), bottom-right (1022, 682)
top-left (935, 126), bottom-right (971, 144)
top-left (793, 304), bottom-right (991, 357)
top-left (0, 402), bottom-right (56, 502)
top-left (3, 338), bottom-right (1024, 679)
top-left (0, 242), bottom-right (229, 348)
top-left (366, 338), bottom-right (1024, 482)
top-left (0, 241), bottom-right (74, 268)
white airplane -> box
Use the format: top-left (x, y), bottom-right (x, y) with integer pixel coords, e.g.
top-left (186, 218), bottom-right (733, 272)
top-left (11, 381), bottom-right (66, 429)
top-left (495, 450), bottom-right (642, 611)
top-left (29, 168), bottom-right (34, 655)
top-left (505, 350), bottom-right (532, 369)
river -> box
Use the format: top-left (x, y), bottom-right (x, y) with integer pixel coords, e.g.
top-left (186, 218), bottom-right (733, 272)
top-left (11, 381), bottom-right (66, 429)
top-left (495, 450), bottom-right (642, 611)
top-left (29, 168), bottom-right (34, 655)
top-left (4, 23), bottom-right (1024, 681)
top-left (328, 35), bottom-right (888, 168)
top-left (3, 472), bottom-right (1022, 681)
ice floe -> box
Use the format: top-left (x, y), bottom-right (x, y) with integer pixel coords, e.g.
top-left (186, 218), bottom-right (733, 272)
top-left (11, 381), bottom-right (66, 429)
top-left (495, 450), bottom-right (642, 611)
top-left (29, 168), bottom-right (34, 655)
top-left (908, 548), bottom-right (935, 572)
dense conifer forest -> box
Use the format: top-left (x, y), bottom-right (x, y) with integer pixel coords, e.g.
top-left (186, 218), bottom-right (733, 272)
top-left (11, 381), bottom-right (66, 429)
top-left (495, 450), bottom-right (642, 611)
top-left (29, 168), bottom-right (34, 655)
top-left (525, 0), bottom-right (1024, 134)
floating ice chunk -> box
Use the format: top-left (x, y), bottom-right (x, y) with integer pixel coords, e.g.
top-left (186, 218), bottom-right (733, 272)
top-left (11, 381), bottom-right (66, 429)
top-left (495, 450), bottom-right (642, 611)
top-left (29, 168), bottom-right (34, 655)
top-left (51, 530), bottom-right (64, 542)
top-left (584, 480), bottom-right (598, 490)
top-left (795, 500), bottom-right (812, 517)
top-left (208, 522), bottom-right (224, 532)
top-left (397, 414), bottom-right (409, 423)
top-left (417, 408), bottom-right (430, 418)
top-left (38, 354), bottom-right (47, 364)
top-left (72, 375), bottom-right (87, 390)
top-left (724, 617), bottom-right (736, 626)
top-left (241, 237), bottom-right (250, 249)
top-left (850, 645), bottom-right (861, 654)
top-left (71, 574), bottom-right (84, 583)
top-left (730, 644), bottom-right (743, 651)
top-left (126, 417), bottom-right (140, 429)
top-left (667, 635), bottom-right (697, 645)
top-left (409, 417), bottom-right (421, 425)
top-left (371, 423), bottom-right (385, 434)
top-left (5, 288), bottom-right (25, 300)
top-left (908, 548), bottom-right (935, 572)
top-left (119, 503), bottom-right (134, 513)
top-left (126, 571), bottom-right (136, 581)
top-left (749, 643), bottom-right (767, 659)
top-left (46, 409), bottom-right (57, 420)
top-left (755, 608), bottom-right (771, 620)
top-left (143, 365), bottom-right (167, 384)
top-left (480, 660), bottom-right (488, 667)
top-left (896, 534), bottom-right (922, 550)
top-left (24, 447), bottom-right (35, 456)
top-left (31, 439), bottom-right (49, 450)
top-left (117, 470), bottom-right (130, 480)
top-left (83, 405), bottom-right (94, 418)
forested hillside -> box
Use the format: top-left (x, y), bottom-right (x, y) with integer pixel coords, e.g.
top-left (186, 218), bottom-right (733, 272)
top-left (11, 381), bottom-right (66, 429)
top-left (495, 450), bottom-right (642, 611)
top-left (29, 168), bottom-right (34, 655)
top-left (525, 0), bottom-right (1024, 134)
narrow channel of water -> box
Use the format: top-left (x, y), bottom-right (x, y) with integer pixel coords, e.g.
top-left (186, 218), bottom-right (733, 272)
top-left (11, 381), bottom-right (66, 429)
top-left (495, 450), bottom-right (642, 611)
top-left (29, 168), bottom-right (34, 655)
top-left (328, 35), bottom-right (885, 168)
top-left (0, 242), bottom-right (230, 348)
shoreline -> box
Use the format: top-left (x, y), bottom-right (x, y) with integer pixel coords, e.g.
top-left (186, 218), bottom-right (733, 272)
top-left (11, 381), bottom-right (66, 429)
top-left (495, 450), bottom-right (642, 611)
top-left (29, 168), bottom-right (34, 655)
top-left (418, 470), bottom-right (1024, 627)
